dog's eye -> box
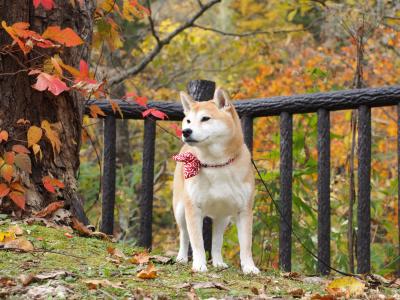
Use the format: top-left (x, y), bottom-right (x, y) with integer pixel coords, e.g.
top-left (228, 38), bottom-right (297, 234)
top-left (187, 119), bottom-right (191, 124)
top-left (201, 116), bottom-right (210, 122)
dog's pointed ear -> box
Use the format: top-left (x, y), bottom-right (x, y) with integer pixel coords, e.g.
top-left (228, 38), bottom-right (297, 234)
top-left (213, 88), bottom-right (231, 110)
top-left (180, 91), bottom-right (195, 114)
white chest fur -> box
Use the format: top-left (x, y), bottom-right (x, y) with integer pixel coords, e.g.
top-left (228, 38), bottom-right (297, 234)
top-left (185, 162), bottom-right (252, 219)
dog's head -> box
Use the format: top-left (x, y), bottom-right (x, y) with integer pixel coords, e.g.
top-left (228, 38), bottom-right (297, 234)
top-left (179, 88), bottom-right (241, 147)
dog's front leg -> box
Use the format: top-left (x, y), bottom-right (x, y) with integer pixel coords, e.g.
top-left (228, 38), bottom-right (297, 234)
top-left (237, 209), bottom-right (260, 274)
top-left (212, 217), bottom-right (230, 268)
top-left (184, 200), bottom-right (208, 272)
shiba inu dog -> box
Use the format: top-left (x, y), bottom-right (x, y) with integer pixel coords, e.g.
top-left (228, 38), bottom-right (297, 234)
top-left (172, 88), bottom-right (260, 274)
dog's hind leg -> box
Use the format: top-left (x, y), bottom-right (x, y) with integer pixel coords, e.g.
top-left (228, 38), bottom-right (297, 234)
top-left (175, 202), bottom-right (189, 263)
top-left (212, 217), bottom-right (230, 268)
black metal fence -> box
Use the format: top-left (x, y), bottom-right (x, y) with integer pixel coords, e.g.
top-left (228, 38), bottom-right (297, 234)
top-left (85, 82), bottom-right (400, 274)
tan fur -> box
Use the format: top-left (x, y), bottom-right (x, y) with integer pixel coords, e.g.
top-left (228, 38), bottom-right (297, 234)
top-left (172, 88), bottom-right (260, 274)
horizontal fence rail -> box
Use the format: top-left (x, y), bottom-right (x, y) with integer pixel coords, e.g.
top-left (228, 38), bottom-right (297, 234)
top-left (86, 86), bottom-right (400, 120)
top-left (86, 85), bottom-right (400, 274)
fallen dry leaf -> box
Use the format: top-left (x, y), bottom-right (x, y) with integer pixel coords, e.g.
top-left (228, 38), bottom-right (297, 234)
top-left (136, 262), bottom-right (157, 279)
top-left (3, 237), bottom-right (34, 252)
top-left (150, 254), bottom-right (173, 264)
top-left (64, 232), bottom-right (73, 238)
top-left (34, 201), bottom-right (64, 218)
top-left (288, 288), bottom-right (304, 298)
top-left (174, 282), bottom-right (229, 290)
top-left (19, 270), bottom-right (71, 286)
top-left (35, 271), bottom-right (72, 281)
top-left (90, 231), bottom-right (110, 240)
top-left (84, 279), bottom-right (123, 290)
top-left (187, 287), bottom-right (199, 300)
top-left (311, 294), bottom-right (336, 300)
top-left (19, 274), bottom-right (34, 286)
top-left (0, 277), bottom-right (16, 287)
top-left (71, 217), bottom-right (92, 236)
top-left (7, 224), bottom-right (23, 235)
top-left (25, 217), bottom-right (73, 233)
top-left (130, 251), bottom-right (150, 264)
top-left (390, 278), bottom-right (400, 288)
top-left (251, 286), bottom-right (259, 295)
top-left (107, 246), bottom-right (127, 259)
top-left (282, 271), bottom-right (302, 280)
top-left (327, 276), bottom-right (365, 297)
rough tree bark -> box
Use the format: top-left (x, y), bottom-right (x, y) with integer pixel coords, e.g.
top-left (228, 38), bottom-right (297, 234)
top-left (0, 0), bottom-right (95, 221)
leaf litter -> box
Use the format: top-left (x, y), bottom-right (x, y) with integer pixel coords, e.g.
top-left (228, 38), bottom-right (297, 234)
top-left (1, 222), bottom-right (400, 299)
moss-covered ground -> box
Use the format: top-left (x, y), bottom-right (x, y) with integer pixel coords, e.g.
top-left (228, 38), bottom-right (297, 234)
top-left (0, 220), bottom-right (398, 299)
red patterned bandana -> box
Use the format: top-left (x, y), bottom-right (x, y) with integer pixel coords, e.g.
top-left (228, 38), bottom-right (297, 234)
top-left (172, 152), bottom-right (236, 179)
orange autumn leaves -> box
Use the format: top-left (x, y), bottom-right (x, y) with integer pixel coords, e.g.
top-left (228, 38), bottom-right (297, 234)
top-left (1, 22), bottom-right (83, 55)
top-left (1, 20), bottom-right (96, 98)
top-left (107, 247), bottom-right (159, 279)
top-left (0, 121), bottom-right (64, 210)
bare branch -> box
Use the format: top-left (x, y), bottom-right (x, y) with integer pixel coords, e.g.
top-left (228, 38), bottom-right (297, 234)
top-left (108, 0), bottom-right (221, 87)
top-left (193, 15), bottom-right (326, 38)
top-left (192, 24), bottom-right (305, 37)
top-left (147, 0), bottom-right (160, 45)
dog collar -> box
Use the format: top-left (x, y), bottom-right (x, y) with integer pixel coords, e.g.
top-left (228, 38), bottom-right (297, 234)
top-left (172, 152), bottom-right (237, 179)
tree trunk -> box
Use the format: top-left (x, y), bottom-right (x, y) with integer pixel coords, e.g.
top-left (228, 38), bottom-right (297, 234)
top-left (0, 0), bottom-right (95, 221)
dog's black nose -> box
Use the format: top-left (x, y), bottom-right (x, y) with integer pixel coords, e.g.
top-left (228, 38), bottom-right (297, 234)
top-left (182, 128), bottom-right (192, 138)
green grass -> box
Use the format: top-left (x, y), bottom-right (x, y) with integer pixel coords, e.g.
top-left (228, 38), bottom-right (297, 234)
top-left (0, 221), bottom-right (396, 299)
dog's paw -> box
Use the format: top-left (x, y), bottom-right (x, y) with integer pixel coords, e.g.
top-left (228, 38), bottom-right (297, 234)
top-left (176, 255), bottom-right (188, 264)
top-left (192, 261), bottom-right (208, 272)
top-left (212, 261), bottom-right (228, 269)
top-left (242, 264), bottom-right (260, 275)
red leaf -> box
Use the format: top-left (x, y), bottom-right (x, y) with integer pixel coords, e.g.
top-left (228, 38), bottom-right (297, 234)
top-left (41, 0), bottom-right (54, 10)
top-left (0, 183), bottom-right (10, 198)
top-left (142, 108), bottom-right (153, 118)
top-left (12, 145), bottom-right (30, 154)
top-left (150, 109), bottom-right (167, 120)
top-left (124, 92), bottom-right (137, 100)
top-left (42, 176), bottom-right (64, 193)
top-left (4, 152), bottom-right (15, 165)
top-left (9, 191), bottom-right (25, 210)
top-left (135, 96), bottom-right (148, 107)
top-left (42, 176), bottom-right (55, 193)
top-left (170, 123), bottom-right (182, 138)
top-left (31, 72), bottom-right (69, 96)
top-left (42, 26), bottom-right (83, 47)
top-left (33, 0), bottom-right (54, 10)
top-left (79, 60), bottom-right (89, 79)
